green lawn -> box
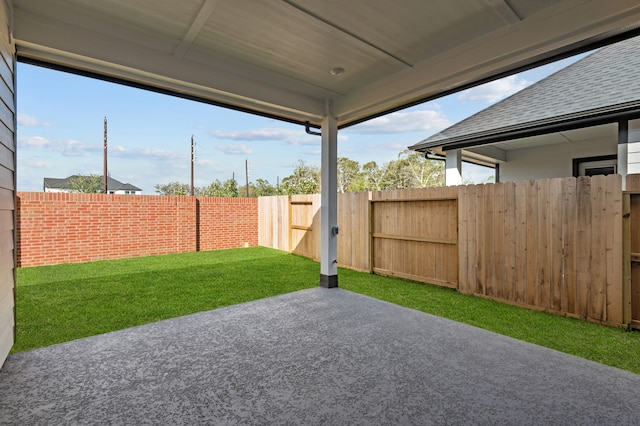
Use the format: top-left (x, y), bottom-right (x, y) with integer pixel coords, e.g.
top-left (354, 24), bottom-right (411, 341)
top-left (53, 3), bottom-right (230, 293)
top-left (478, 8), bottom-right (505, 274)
top-left (15, 247), bottom-right (640, 374)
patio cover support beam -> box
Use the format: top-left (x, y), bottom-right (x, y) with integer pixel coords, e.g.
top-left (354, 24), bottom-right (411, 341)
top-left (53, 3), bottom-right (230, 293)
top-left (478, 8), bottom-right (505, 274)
top-left (618, 119), bottom-right (629, 190)
top-left (445, 149), bottom-right (462, 186)
top-left (320, 100), bottom-right (338, 288)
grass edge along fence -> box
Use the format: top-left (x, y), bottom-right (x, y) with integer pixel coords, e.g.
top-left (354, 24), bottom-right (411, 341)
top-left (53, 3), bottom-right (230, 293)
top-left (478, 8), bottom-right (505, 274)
top-left (259, 174), bottom-right (637, 328)
top-left (14, 247), bottom-right (640, 375)
top-left (16, 192), bottom-right (258, 267)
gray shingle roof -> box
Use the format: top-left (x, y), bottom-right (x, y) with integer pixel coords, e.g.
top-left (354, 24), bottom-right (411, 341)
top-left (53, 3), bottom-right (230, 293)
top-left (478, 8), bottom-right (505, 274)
top-left (43, 175), bottom-right (142, 192)
top-left (410, 35), bottom-right (640, 151)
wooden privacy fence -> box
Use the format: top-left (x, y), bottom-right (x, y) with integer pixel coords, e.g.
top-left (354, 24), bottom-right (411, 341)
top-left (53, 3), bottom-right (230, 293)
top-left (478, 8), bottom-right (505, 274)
top-left (259, 174), bottom-right (631, 327)
top-left (459, 176), bottom-right (622, 325)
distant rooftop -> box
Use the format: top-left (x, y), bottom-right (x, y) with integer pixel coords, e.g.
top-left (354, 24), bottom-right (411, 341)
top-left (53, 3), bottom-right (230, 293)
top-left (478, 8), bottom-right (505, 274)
top-left (43, 175), bottom-right (142, 192)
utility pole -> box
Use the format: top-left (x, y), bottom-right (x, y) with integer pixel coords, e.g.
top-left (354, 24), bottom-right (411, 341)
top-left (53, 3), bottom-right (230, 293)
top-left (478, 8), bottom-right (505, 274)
top-left (245, 158), bottom-right (249, 197)
top-left (103, 117), bottom-right (108, 194)
top-left (190, 135), bottom-right (195, 196)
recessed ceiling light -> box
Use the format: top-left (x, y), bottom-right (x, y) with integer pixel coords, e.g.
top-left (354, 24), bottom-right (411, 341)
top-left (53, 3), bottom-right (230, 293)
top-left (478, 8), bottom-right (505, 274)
top-left (330, 67), bottom-right (345, 76)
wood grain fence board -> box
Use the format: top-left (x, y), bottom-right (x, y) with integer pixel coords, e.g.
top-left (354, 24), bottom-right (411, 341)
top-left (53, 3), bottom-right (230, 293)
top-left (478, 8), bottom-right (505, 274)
top-left (622, 193), bottom-right (631, 325)
top-left (562, 177), bottom-right (577, 314)
top-left (576, 177), bottom-right (592, 319)
top-left (606, 175), bottom-right (623, 325)
top-left (458, 184), bottom-right (469, 293)
top-left (526, 180), bottom-right (539, 306)
top-left (337, 193), bottom-right (351, 267)
top-left (484, 184), bottom-right (495, 297)
top-left (475, 184), bottom-right (486, 295)
top-left (537, 179), bottom-right (551, 309)
top-left (514, 181), bottom-right (528, 304)
top-left (504, 182), bottom-right (516, 302)
top-left (590, 175), bottom-right (607, 322)
top-left (467, 185), bottom-right (478, 294)
top-left (550, 178), bottom-right (564, 312)
top-left (493, 183), bottom-right (505, 299)
top-left (630, 194), bottom-right (640, 323)
top-left (627, 174), bottom-right (640, 192)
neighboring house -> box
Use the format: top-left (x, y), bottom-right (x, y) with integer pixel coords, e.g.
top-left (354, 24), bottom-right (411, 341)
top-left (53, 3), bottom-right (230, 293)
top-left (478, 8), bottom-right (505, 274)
top-left (43, 175), bottom-right (142, 194)
top-left (410, 35), bottom-right (640, 188)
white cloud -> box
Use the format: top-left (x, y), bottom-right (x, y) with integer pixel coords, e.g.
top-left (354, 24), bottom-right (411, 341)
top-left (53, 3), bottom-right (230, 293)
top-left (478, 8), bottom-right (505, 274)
top-left (19, 136), bottom-right (55, 147)
top-left (120, 147), bottom-right (183, 161)
top-left (215, 143), bottom-right (253, 155)
top-left (350, 109), bottom-right (452, 134)
top-left (195, 158), bottom-right (219, 166)
top-left (16, 158), bottom-right (53, 168)
top-left (18, 136), bottom-right (100, 156)
top-left (61, 139), bottom-right (102, 156)
top-left (457, 75), bottom-right (531, 103)
top-left (211, 127), bottom-right (350, 147)
top-left (211, 128), bottom-right (297, 141)
top-left (211, 128), bottom-right (321, 146)
top-left (17, 113), bottom-right (51, 127)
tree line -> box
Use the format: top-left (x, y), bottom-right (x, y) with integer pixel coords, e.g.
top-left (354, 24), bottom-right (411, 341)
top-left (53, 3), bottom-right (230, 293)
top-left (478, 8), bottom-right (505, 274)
top-left (155, 150), bottom-right (446, 196)
top-left (63, 149), bottom-right (449, 196)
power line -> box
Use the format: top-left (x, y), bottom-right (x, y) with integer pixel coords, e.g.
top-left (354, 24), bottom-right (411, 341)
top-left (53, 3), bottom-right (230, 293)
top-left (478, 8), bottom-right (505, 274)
top-left (190, 135), bottom-right (195, 196)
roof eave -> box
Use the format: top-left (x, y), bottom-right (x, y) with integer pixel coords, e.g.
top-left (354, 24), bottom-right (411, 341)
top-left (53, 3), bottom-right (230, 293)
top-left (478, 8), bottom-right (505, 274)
top-left (410, 102), bottom-right (640, 152)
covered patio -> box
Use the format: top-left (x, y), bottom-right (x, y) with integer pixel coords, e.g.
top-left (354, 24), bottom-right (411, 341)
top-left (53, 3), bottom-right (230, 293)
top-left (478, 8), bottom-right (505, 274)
top-left (3, 1), bottom-right (640, 423)
top-left (2, 288), bottom-right (640, 424)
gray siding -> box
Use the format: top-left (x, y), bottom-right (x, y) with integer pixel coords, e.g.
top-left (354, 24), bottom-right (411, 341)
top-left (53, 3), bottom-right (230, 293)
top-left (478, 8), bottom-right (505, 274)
top-left (0, 0), bottom-right (15, 368)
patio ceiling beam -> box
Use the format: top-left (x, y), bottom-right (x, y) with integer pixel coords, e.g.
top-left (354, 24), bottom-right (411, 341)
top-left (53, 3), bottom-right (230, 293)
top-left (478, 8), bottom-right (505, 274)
top-left (463, 145), bottom-right (508, 163)
top-left (173, 0), bottom-right (221, 58)
top-left (484, 0), bottom-right (521, 26)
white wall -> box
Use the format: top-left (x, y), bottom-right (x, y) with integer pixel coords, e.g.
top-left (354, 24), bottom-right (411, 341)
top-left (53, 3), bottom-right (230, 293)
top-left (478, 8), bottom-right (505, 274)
top-left (626, 119), bottom-right (640, 174)
top-left (499, 137), bottom-right (616, 182)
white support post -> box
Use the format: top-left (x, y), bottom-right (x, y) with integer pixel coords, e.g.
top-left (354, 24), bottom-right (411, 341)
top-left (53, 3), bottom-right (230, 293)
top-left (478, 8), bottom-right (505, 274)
top-left (320, 100), bottom-right (338, 288)
top-left (618, 119), bottom-right (629, 190)
top-left (445, 149), bottom-right (462, 186)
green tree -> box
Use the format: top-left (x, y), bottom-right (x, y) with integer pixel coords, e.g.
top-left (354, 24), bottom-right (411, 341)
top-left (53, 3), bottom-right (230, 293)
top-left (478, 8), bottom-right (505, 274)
top-left (249, 178), bottom-right (276, 197)
top-left (67, 174), bottom-right (103, 193)
top-left (154, 182), bottom-right (190, 195)
top-left (204, 179), bottom-right (239, 197)
top-left (337, 157), bottom-right (362, 193)
top-left (397, 149), bottom-right (444, 188)
top-left (378, 150), bottom-right (445, 190)
top-left (278, 160), bottom-right (320, 195)
top-left (354, 161), bottom-right (386, 192)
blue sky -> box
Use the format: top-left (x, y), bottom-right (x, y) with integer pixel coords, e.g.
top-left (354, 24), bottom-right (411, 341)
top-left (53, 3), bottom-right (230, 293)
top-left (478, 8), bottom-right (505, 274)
top-left (16, 54), bottom-right (588, 193)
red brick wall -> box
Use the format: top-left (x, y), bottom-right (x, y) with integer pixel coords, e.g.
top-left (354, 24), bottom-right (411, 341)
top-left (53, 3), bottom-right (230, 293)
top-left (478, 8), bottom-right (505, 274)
top-left (16, 192), bottom-right (258, 267)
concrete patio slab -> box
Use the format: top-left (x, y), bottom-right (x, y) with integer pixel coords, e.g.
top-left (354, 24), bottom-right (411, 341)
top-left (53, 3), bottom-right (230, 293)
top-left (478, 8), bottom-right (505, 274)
top-left (1, 288), bottom-right (639, 425)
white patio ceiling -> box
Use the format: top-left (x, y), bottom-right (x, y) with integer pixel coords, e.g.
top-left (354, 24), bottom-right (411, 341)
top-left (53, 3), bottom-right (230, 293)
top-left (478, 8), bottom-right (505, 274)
top-left (12, 0), bottom-right (640, 128)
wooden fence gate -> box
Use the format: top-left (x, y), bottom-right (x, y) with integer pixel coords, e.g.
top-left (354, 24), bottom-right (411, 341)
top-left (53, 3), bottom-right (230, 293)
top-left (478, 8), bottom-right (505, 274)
top-left (370, 193), bottom-right (458, 287)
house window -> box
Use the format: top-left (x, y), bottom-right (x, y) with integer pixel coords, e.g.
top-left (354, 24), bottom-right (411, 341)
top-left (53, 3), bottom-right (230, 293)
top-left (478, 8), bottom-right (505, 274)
top-left (572, 155), bottom-right (617, 177)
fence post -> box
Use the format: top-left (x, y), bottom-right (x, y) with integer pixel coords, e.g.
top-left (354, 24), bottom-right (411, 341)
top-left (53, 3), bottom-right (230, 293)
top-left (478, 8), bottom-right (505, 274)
top-left (623, 192), bottom-right (632, 326)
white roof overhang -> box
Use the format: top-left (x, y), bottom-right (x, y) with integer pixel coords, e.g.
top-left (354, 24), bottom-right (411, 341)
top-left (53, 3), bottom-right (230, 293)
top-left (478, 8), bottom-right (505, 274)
top-left (11, 0), bottom-right (640, 128)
